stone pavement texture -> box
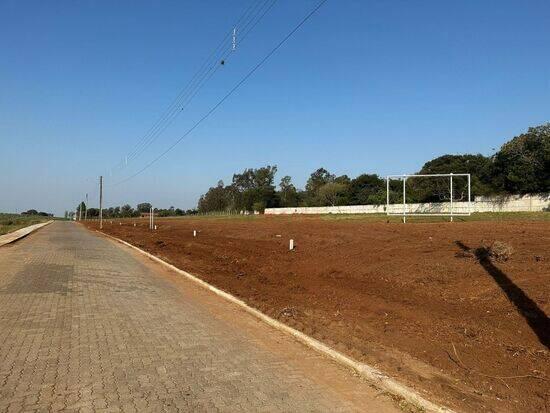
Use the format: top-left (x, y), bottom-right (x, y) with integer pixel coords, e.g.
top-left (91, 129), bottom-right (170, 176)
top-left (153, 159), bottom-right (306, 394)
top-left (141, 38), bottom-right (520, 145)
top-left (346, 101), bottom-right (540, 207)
top-left (0, 222), bottom-right (399, 412)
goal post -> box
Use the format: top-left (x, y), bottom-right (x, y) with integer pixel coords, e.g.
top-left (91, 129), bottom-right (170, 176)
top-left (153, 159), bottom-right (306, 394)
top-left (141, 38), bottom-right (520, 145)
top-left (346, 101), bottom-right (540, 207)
top-left (386, 173), bottom-right (472, 222)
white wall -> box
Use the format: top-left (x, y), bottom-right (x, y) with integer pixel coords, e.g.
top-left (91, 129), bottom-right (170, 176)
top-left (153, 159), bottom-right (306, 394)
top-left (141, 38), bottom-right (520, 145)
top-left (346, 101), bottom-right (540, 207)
top-left (264, 194), bottom-right (550, 215)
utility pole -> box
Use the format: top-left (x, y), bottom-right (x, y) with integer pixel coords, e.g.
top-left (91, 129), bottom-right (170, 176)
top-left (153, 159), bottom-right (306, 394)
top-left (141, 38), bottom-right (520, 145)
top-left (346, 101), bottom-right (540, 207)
top-left (79, 202), bottom-right (82, 221)
top-left (84, 193), bottom-right (88, 220)
top-left (99, 176), bottom-right (103, 229)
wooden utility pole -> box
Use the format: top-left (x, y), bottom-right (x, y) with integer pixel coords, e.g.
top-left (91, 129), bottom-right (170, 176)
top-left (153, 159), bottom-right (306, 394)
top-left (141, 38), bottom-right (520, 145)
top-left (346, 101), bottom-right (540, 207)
top-left (84, 193), bottom-right (88, 220)
top-left (99, 176), bottom-right (103, 229)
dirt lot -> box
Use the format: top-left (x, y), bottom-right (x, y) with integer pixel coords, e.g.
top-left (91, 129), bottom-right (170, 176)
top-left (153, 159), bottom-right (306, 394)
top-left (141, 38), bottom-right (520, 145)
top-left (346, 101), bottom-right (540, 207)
top-left (84, 215), bottom-right (549, 412)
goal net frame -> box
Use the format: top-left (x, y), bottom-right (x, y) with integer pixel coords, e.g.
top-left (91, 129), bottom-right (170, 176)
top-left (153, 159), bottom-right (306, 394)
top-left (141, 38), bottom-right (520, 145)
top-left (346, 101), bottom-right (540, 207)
top-left (386, 173), bottom-right (472, 222)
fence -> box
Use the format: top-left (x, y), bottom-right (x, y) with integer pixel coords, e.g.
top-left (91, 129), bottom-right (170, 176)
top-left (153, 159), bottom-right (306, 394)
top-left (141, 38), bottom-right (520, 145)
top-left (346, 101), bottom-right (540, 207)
top-left (264, 194), bottom-right (550, 215)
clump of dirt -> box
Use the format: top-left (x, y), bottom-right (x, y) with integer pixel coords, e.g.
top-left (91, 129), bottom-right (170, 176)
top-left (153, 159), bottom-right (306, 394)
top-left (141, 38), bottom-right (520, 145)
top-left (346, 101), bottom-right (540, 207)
top-left (456, 240), bottom-right (514, 262)
top-left (279, 306), bottom-right (299, 318)
top-left (155, 240), bottom-right (166, 248)
top-left (484, 240), bottom-right (514, 262)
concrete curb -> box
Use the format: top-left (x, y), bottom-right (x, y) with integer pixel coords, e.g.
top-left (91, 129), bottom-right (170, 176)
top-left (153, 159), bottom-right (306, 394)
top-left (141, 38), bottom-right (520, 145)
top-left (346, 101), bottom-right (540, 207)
top-left (0, 220), bottom-right (53, 247)
top-left (98, 230), bottom-right (455, 413)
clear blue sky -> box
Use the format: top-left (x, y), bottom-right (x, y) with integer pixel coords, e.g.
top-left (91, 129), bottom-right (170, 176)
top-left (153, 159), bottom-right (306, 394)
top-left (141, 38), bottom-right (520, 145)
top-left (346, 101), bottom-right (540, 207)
top-left (1, 0), bottom-right (549, 216)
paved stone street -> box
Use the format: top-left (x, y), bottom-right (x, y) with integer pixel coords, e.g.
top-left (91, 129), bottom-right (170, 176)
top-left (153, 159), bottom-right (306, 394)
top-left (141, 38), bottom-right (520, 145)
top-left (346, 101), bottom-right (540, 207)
top-left (0, 222), bottom-right (397, 412)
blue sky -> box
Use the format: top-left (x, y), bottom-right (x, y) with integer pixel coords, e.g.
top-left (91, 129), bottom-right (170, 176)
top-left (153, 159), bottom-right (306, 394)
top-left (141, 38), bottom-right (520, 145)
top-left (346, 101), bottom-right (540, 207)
top-left (1, 0), bottom-right (549, 216)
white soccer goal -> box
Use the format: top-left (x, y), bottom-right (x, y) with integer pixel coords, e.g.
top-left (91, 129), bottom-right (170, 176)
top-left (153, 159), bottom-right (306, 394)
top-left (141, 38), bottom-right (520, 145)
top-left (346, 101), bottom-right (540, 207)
top-left (386, 173), bottom-right (471, 222)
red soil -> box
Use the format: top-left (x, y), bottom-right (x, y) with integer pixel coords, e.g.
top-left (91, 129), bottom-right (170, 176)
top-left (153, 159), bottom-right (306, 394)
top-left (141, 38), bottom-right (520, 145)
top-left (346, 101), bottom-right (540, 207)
top-left (84, 216), bottom-right (550, 412)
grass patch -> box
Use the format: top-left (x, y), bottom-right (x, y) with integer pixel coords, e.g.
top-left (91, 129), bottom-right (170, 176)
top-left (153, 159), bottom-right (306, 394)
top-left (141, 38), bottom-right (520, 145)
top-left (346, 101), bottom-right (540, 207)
top-left (0, 213), bottom-right (50, 235)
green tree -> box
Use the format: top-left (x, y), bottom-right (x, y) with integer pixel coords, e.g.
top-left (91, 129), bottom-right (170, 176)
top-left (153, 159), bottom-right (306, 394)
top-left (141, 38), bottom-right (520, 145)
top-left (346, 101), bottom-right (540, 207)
top-left (279, 176), bottom-right (299, 207)
top-left (120, 204), bottom-right (133, 217)
top-left (137, 203), bottom-right (152, 213)
top-left (317, 182), bottom-right (348, 206)
top-left (416, 154), bottom-right (494, 201)
top-left (304, 168), bottom-right (336, 206)
top-left (198, 180), bottom-right (232, 213)
top-left (490, 124), bottom-right (550, 193)
top-left (87, 208), bottom-right (99, 217)
top-left (348, 174), bottom-right (385, 205)
top-left (305, 168), bottom-right (335, 194)
top-left (231, 166), bottom-right (278, 212)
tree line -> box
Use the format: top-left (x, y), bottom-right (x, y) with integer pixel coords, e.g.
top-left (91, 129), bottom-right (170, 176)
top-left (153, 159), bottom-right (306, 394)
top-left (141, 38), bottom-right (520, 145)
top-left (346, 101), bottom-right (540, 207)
top-left (21, 209), bottom-right (54, 217)
top-left (197, 123), bottom-right (550, 213)
top-left (71, 202), bottom-right (197, 219)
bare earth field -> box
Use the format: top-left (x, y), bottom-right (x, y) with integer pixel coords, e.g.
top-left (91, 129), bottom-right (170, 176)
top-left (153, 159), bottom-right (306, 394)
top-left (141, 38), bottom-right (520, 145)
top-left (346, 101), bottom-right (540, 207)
top-left (84, 215), bottom-right (549, 412)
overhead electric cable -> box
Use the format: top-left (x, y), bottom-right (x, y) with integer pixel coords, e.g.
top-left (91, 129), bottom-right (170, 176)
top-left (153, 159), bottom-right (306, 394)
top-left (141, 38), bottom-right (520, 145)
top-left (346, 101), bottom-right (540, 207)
top-left (109, 0), bottom-right (274, 175)
top-left (110, 0), bottom-right (327, 186)
top-left (120, 0), bottom-right (279, 166)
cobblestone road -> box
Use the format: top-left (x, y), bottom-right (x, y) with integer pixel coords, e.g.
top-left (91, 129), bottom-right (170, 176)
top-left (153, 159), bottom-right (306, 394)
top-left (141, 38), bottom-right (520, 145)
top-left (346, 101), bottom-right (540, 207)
top-left (0, 222), bottom-right (398, 412)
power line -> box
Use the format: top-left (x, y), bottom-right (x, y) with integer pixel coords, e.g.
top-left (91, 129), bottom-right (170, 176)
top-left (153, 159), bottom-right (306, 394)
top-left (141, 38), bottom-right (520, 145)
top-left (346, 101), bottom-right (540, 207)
top-left (120, 0), bottom-right (279, 168)
top-left (119, 0), bottom-right (279, 170)
top-left (108, 0), bottom-right (274, 176)
top-left (111, 0), bottom-right (327, 187)
top-left (121, 0), bottom-right (263, 164)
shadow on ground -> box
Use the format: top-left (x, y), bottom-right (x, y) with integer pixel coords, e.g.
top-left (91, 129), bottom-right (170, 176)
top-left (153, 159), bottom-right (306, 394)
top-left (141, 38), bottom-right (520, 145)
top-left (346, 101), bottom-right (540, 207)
top-left (455, 241), bottom-right (549, 349)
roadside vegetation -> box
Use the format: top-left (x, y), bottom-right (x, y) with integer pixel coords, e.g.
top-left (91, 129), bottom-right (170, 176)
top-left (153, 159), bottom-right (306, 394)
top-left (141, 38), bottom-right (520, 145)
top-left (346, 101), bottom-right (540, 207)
top-left (0, 213), bottom-right (51, 235)
top-left (71, 202), bottom-right (198, 221)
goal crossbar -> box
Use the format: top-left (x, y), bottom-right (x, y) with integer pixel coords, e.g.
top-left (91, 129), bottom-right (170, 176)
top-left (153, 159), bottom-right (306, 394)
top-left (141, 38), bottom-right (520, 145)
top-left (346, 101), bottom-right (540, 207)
top-left (386, 173), bottom-right (472, 221)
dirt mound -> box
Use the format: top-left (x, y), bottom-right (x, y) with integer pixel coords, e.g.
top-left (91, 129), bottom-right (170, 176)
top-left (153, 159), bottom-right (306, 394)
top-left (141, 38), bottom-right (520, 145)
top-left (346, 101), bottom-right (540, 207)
top-left (487, 240), bottom-right (514, 261)
top-left (456, 240), bottom-right (514, 262)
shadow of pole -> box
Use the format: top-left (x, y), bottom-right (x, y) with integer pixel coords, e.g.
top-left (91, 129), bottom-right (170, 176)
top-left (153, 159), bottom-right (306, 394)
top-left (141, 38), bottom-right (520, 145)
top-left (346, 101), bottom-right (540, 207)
top-left (455, 241), bottom-right (549, 350)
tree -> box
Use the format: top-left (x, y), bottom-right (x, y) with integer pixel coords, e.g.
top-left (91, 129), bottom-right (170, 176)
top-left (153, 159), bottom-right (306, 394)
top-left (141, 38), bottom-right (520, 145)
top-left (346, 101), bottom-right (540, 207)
top-left (231, 166), bottom-right (278, 212)
top-left (305, 168), bottom-right (335, 194)
top-left (490, 124), bottom-right (550, 193)
top-left (416, 154), bottom-right (494, 201)
top-left (198, 180), bottom-right (232, 213)
top-left (120, 204), bottom-right (133, 217)
top-left (72, 203), bottom-right (86, 219)
top-left (22, 209), bottom-right (39, 215)
top-left (137, 203), bottom-right (152, 213)
top-left (348, 174), bottom-right (385, 205)
top-left (87, 208), bottom-right (99, 217)
top-left (279, 176), bottom-right (299, 207)
top-left (317, 182), bottom-right (348, 206)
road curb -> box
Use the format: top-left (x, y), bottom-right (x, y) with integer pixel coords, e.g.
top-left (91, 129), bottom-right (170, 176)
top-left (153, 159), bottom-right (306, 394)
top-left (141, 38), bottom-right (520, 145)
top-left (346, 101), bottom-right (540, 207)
top-left (98, 229), bottom-right (455, 413)
top-left (0, 220), bottom-right (54, 247)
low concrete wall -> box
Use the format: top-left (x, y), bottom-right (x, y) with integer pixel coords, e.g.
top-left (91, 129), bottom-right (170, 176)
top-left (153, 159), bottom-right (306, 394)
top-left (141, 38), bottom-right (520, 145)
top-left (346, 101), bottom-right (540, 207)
top-left (264, 194), bottom-right (550, 215)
